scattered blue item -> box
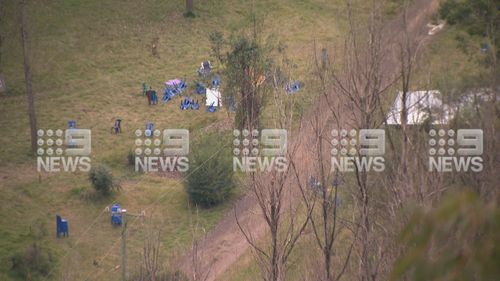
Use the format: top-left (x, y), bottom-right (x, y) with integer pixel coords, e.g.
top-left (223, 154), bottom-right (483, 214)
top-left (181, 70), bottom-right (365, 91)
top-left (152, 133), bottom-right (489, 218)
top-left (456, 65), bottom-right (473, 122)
top-left (191, 99), bottom-right (200, 110)
top-left (68, 120), bottom-right (76, 129)
top-left (162, 88), bottom-right (176, 103)
top-left (206, 102), bottom-right (217, 113)
top-left (212, 75), bottom-right (221, 87)
top-left (111, 203), bottom-right (123, 226)
top-left (196, 83), bottom-right (206, 95)
top-left (56, 215), bottom-right (69, 237)
top-left (180, 97), bottom-right (191, 110)
top-left (285, 81), bottom-right (302, 94)
top-left (179, 81), bottom-right (187, 91)
top-left (67, 120), bottom-right (77, 146)
top-left (145, 122), bottom-right (154, 136)
top-left (308, 176), bottom-right (321, 189)
top-left (162, 92), bottom-right (171, 103)
top-left (164, 82), bottom-right (187, 98)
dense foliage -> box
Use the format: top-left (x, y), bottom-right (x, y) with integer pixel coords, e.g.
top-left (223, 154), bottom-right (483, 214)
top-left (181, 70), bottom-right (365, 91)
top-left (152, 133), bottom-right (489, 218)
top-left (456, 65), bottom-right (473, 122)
top-left (209, 29), bottom-right (274, 130)
top-left (88, 165), bottom-right (116, 195)
top-left (391, 191), bottom-right (500, 281)
top-left (185, 133), bottom-right (235, 207)
top-left (440, 0), bottom-right (499, 64)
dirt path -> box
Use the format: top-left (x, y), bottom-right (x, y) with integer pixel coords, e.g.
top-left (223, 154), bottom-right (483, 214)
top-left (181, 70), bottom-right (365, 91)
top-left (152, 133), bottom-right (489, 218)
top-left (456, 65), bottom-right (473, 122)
top-left (178, 1), bottom-right (441, 280)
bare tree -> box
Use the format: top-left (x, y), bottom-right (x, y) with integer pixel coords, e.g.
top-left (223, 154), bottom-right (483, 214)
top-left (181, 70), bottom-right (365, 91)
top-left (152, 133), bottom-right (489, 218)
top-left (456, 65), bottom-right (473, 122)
top-left (278, 44), bottom-right (360, 281)
top-left (324, 0), bottom-right (401, 279)
top-left (236, 168), bottom-right (311, 281)
top-left (20, 0), bottom-right (37, 154)
top-left (141, 228), bottom-right (162, 280)
top-left (188, 207), bottom-right (213, 281)
top-left (236, 66), bottom-right (312, 281)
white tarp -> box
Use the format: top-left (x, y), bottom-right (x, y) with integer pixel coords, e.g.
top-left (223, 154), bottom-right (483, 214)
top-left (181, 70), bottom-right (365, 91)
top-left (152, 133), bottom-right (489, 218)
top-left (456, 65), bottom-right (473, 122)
top-left (386, 90), bottom-right (454, 125)
top-left (206, 88), bottom-right (222, 106)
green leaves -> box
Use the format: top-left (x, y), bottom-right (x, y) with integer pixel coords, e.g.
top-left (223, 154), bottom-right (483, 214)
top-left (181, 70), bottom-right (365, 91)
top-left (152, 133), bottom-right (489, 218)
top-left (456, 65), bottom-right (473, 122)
top-left (391, 191), bottom-right (500, 281)
top-left (185, 133), bottom-right (235, 207)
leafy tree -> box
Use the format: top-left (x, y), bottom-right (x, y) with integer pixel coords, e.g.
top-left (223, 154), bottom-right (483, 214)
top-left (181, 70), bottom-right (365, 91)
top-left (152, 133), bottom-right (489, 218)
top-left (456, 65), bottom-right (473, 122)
top-left (185, 133), bottom-right (235, 207)
top-left (390, 191), bottom-right (500, 281)
top-left (209, 28), bottom-right (273, 130)
top-left (10, 221), bottom-right (54, 279)
top-left (439, 0), bottom-right (499, 84)
top-left (439, 0), bottom-right (498, 42)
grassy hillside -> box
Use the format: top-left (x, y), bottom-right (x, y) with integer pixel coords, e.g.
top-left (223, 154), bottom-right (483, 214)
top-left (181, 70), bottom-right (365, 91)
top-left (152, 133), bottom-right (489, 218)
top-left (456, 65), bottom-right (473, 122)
top-left (212, 17), bottom-right (495, 281)
top-left (0, 0), bottom-right (356, 280)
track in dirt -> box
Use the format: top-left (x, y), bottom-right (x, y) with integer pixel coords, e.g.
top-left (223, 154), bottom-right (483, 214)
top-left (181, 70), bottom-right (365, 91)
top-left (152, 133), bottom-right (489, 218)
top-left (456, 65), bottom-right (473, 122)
top-left (178, 1), bottom-right (441, 280)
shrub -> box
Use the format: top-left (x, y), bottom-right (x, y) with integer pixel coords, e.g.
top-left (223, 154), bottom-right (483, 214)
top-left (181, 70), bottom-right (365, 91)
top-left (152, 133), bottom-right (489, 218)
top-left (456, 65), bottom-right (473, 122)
top-left (88, 165), bottom-right (116, 195)
top-left (185, 133), bottom-right (235, 207)
top-left (183, 11), bottom-right (195, 18)
top-left (11, 242), bottom-right (54, 279)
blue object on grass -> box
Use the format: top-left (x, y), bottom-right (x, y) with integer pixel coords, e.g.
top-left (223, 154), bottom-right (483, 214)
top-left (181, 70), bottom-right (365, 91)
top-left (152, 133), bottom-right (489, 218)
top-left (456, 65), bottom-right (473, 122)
top-left (111, 203), bottom-right (123, 226)
top-left (145, 122), bottom-right (154, 136)
top-left (67, 120), bottom-right (77, 146)
top-left (285, 81), bottom-right (302, 94)
top-left (308, 176), bottom-right (321, 189)
top-left (196, 83), bottom-right (206, 95)
top-left (179, 81), bottom-right (187, 91)
top-left (206, 102), bottom-right (217, 113)
top-left (212, 75), bottom-right (221, 87)
top-left (162, 88), bottom-right (175, 103)
top-left (180, 97), bottom-right (191, 110)
top-left (56, 215), bottom-right (69, 237)
top-left (191, 100), bottom-right (200, 110)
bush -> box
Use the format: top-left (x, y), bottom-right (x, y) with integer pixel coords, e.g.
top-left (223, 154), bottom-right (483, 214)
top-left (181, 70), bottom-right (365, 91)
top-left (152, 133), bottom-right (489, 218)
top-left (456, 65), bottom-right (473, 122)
top-left (185, 133), bottom-right (235, 207)
top-left (88, 165), bottom-right (116, 195)
top-left (11, 242), bottom-right (54, 279)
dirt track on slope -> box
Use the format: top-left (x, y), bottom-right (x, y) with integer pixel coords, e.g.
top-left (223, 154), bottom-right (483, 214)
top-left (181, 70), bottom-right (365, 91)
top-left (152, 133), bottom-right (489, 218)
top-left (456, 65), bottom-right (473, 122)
top-left (178, 1), bottom-right (441, 280)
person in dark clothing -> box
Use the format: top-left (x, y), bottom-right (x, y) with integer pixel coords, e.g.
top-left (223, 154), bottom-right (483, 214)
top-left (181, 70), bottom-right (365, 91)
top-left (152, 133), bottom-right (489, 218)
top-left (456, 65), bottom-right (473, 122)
top-left (146, 87), bottom-right (156, 105)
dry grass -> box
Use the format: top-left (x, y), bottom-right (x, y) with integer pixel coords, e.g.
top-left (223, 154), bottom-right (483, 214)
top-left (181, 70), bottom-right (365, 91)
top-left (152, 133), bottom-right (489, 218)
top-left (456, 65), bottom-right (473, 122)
top-left (0, 0), bottom-right (358, 280)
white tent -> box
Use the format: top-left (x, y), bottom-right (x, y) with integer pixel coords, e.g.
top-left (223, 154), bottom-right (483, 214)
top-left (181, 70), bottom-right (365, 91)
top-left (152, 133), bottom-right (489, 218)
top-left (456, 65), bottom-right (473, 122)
top-left (386, 90), bottom-right (454, 125)
top-left (206, 88), bottom-right (222, 107)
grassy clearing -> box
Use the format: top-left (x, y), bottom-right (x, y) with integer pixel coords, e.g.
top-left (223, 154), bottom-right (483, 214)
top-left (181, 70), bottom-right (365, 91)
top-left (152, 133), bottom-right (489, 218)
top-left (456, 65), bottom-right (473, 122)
top-left (0, 0), bottom-right (358, 280)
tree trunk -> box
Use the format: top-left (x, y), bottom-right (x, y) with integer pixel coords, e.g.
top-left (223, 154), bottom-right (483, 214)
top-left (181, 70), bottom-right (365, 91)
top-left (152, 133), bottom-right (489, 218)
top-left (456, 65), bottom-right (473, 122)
top-left (186, 0), bottom-right (194, 14)
top-left (21, 0), bottom-right (38, 155)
